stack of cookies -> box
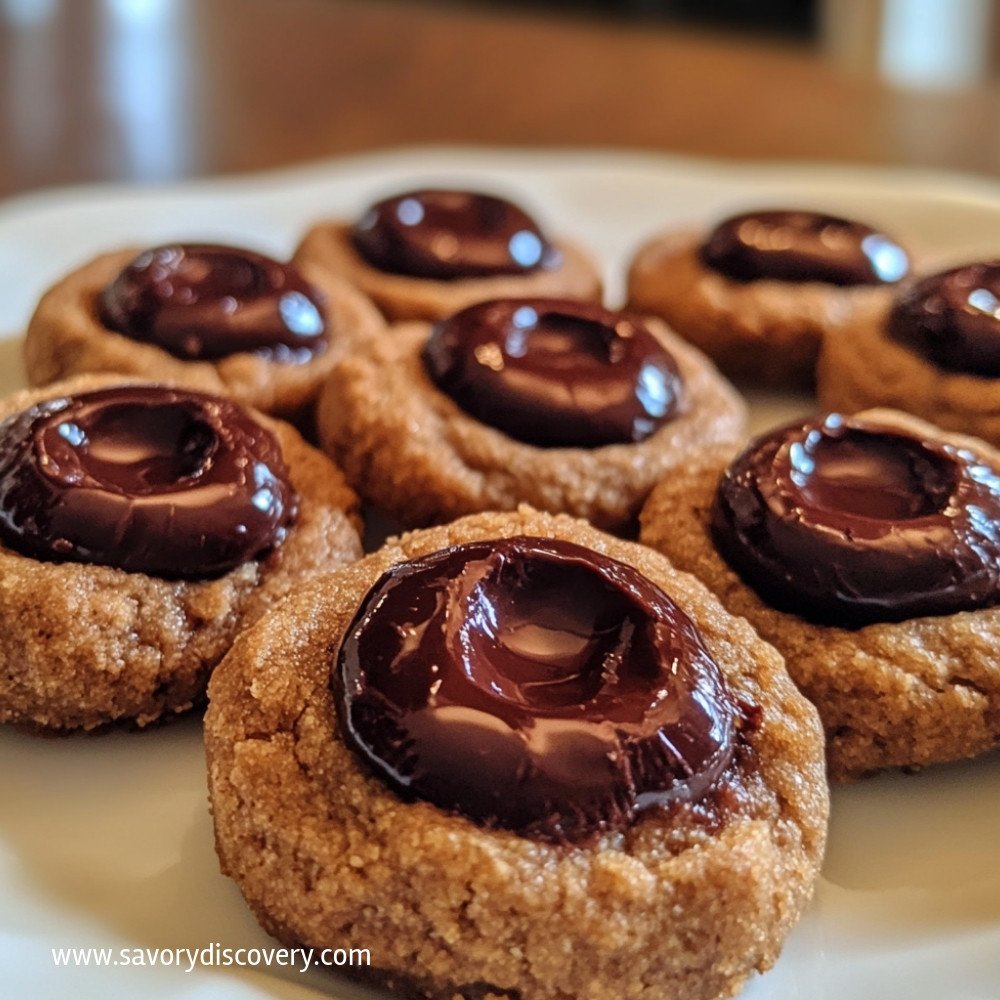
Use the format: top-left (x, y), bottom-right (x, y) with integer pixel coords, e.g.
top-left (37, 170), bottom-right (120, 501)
top-left (5, 183), bottom-right (999, 1000)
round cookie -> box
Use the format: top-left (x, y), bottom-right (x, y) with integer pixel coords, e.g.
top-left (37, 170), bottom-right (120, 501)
top-left (626, 209), bottom-right (909, 388)
top-left (818, 260), bottom-right (1000, 446)
top-left (293, 188), bottom-right (602, 321)
top-left (0, 374), bottom-right (363, 732)
top-left (205, 507), bottom-right (828, 1000)
top-left (23, 244), bottom-right (385, 426)
top-left (317, 299), bottom-right (747, 533)
top-left (639, 408), bottom-right (1000, 780)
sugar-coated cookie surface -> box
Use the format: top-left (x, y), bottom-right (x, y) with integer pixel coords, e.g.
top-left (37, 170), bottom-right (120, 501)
top-left (293, 222), bottom-right (602, 321)
top-left (817, 294), bottom-right (1000, 447)
top-left (0, 375), bottom-right (363, 731)
top-left (23, 247), bottom-right (385, 425)
top-left (205, 508), bottom-right (827, 1000)
top-left (316, 318), bottom-right (746, 532)
top-left (639, 409), bottom-right (1000, 779)
top-left (626, 229), bottom-right (898, 388)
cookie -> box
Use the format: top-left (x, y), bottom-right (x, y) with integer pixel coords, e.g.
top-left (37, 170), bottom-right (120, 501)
top-left (317, 298), bottom-right (746, 532)
top-left (205, 507), bottom-right (827, 1000)
top-left (0, 375), bottom-right (362, 731)
top-left (639, 408), bottom-right (1000, 779)
top-left (293, 188), bottom-right (602, 321)
top-left (23, 243), bottom-right (385, 426)
top-left (818, 260), bottom-right (1000, 446)
top-left (626, 209), bottom-right (909, 388)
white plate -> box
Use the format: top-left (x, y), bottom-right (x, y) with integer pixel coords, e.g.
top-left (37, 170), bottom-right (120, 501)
top-left (1, 148), bottom-right (999, 1000)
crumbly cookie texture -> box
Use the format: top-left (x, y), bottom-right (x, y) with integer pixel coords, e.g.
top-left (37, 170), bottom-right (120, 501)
top-left (0, 374), bottom-right (363, 732)
top-left (817, 295), bottom-right (1000, 446)
top-left (316, 319), bottom-right (746, 533)
top-left (626, 229), bottom-right (897, 389)
top-left (23, 247), bottom-right (385, 425)
top-left (639, 408), bottom-right (1000, 780)
top-left (292, 222), bottom-right (603, 321)
top-left (205, 507), bottom-right (827, 1000)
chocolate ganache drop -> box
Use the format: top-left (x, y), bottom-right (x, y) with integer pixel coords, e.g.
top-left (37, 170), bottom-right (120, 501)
top-left (888, 261), bottom-right (1000, 377)
top-left (334, 536), bottom-right (738, 842)
top-left (351, 189), bottom-right (558, 280)
top-left (100, 244), bottom-right (327, 362)
top-left (0, 386), bottom-right (297, 578)
top-left (711, 414), bottom-right (1000, 627)
top-left (423, 299), bottom-right (683, 447)
top-left (699, 210), bottom-right (909, 286)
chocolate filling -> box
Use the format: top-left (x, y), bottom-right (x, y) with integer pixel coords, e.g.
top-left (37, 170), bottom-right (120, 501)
top-left (334, 536), bottom-right (738, 842)
top-left (699, 210), bottom-right (908, 286)
top-left (351, 189), bottom-right (558, 280)
top-left (423, 298), bottom-right (683, 447)
top-left (888, 261), bottom-right (1000, 377)
top-left (0, 386), bottom-right (298, 578)
top-left (711, 414), bottom-right (1000, 627)
top-left (100, 244), bottom-right (327, 362)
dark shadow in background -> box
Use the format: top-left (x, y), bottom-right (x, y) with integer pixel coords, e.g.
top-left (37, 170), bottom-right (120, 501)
top-left (444, 0), bottom-right (818, 38)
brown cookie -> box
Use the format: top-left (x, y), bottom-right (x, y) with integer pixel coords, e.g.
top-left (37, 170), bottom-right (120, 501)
top-left (626, 211), bottom-right (909, 389)
top-left (0, 374), bottom-right (362, 732)
top-left (639, 408), bottom-right (1000, 780)
top-left (818, 261), bottom-right (1000, 446)
top-left (205, 507), bottom-right (827, 1000)
top-left (23, 245), bottom-right (385, 426)
top-left (316, 304), bottom-right (747, 533)
top-left (293, 222), bottom-right (602, 322)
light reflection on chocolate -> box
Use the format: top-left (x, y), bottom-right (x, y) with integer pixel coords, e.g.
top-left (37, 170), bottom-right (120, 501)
top-left (699, 210), bottom-right (908, 286)
top-left (712, 414), bottom-right (1000, 627)
top-left (423, 298), bottom-right (683, 447)
top-left (0, 386), bottom-right (298, 578)
top-left (351, 189), bottom-right (559, 280)
top-left (334, 535), bottom-right (739, 842)
top-left (100, 244), bottom-right (327, 362)
top-left (888, 261), bottom-right (1000, 376)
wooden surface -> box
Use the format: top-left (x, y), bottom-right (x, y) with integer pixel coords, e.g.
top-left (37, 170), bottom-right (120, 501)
top-left (2, 0), bottom-right (1000, 200)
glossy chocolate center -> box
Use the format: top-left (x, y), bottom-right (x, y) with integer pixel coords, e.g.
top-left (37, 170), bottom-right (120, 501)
top-left (699, 210), bottom-right (909, 286)
top-left (0, 386), bottom-right (298, 578)
top-left (887, 262), bottom-right (1000, 377)
top-left (100, 244), bottom-right (327, 362)
top-left (423, 299), bottom-right (683, 447)
top-left (334, 536), bottom-right (737, 842)
top-left (351, 189), bottom-right (557, 280)
top-left (711, 414), bottom-right (1000, 627)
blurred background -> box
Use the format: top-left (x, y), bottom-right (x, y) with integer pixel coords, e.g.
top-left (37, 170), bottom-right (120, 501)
top-left (2, 0), bottom-right (1000, 198)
